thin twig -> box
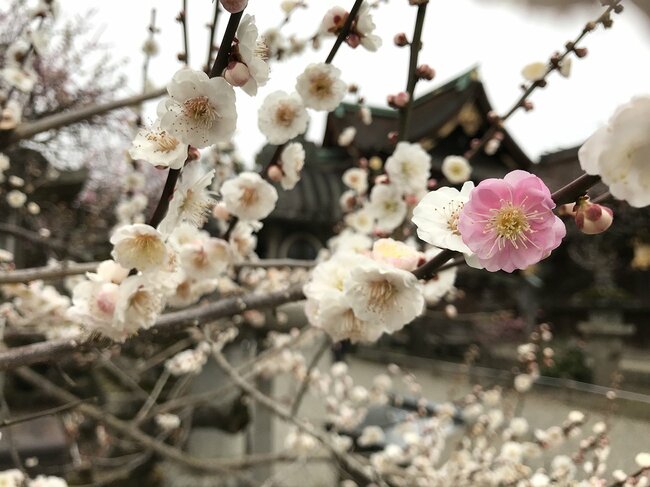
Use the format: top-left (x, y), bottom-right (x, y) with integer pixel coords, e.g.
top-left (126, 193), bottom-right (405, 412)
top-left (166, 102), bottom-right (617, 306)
top-left (210, 347), bottom-right (389, 487)
top-left (290, 334), bottom-right (331, 416)
top-left (397, 2), bottom-right (428, 141)
top-left (0, 223), bottom-right (89, 261)
top-left (210, 11), bottom-right (245, 78)
top-left (0, 284), bottom-right (306, 371)
top-left (0, 397), bottom-right (93, 428)
top-left (205, 0), bottom-right (221, 70)
top-left (133, 368), bottom-right (171, 425)
top-left (181, 0), bottom-right (190, 65)
top-left (325, 0), bottom-right (364, 64)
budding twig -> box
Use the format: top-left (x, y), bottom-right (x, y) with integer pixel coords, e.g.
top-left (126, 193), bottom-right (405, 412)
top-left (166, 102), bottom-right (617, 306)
top-left (325, 0), bottom-right (365, 64)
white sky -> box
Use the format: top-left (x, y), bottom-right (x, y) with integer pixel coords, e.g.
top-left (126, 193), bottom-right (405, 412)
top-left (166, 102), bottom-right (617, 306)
top-left (62, 0), bottom-right (650, 163)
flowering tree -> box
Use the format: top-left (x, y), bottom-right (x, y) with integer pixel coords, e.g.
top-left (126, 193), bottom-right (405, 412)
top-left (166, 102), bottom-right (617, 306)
top-left (1, 0), bottom-right (649, 486)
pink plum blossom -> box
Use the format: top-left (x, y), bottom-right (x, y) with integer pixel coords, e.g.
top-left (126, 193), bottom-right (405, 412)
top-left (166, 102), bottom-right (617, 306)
top-left (457, 170), bottom-right (565, 273)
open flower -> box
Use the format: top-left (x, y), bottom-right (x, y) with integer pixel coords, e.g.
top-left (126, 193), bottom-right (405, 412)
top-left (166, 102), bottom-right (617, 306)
top-left (277, 142), bottom-right (305, 190)
top-left (159, 69), bottom-right (237, 148)
top-left (457, 170), bottom-right (565, 273)
top-left (129, 122), bottom-right (187, 169)
top-left (371, 238), bottom-right (422, 271)
top-left (367, 184), bottom-right (407, 233)
top-left (179, 237), bottom-right (232, 279)
top-left (258, 91), bottom-right (309, 144)
top-left (345, 260), bottom-right (424, 332)
top-left (225, 14), bottom-right (269, 96)
top-left (578, 95), bottom-right (650, 208)
top-left (343, 167), bottom-right (368, 194)
top-left (356, 1), bottom-right (382, 52)
top-left (113, 275), bottom-right (165, 338)
top-left (412, 182), bottom-right (474, 254)
top-left (296, 63), bottom-right (346, 112)
top-left (385, 142), bottom-right (431, 194)
top-left (110, 224), bottom-right (168, 272)
top-left (221, 171), bottom-right (278, 221)
top-left (442, 155), bottom-right (472, 184)
top-left (158, 162), bottom-right (215, 236)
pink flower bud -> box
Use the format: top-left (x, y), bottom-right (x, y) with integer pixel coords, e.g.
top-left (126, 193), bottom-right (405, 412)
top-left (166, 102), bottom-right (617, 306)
top-left (387, 131), bottom-right (398, 144)
top-left (393, 32), bottom-right (409, 47)
top-left (405, 194), bottom-right (419, 206)
top-left (212, 202), bottom-right (230, 220)
top-left (219, 0), bottom-right (248, 14)
top-left (394, 91), bottom-right (410, 107)
top-left (267, 165), bottom-right (284, 182)
top-left (224, 61), bottom-right (251, 87)
top-left (574, 197), bottom-right (613, 235)
top-left (427, 178), bottom-right (437, 189)
top-left (415, 64), bottom-right (435, 81)
top-left (374, 174), bottom-right (389, 185)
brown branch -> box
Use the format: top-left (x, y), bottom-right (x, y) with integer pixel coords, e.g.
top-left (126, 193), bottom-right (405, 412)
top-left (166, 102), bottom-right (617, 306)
top-left (325, 0), bottom-right (365, 64)
top-left (397, 2), bottom-right (428, 141)
top-left (551, 173), bottom-right (601, 206)
top-left (412, 249), bottom-right (458, 280)
top-left (205, 0), bottom-right (221, 70)
top-left (211, 348), bottom-right (389, 487)
top-left (0, 285), bottom-right (306, 371)
top-left (0, 223), bottom-right (90, 261)
top-left (0, 88), bottom-right (166, 149)
top-left (464, 1), bottom-right (622, 161)
top-left (209, 11), bottom-right (244, 78)
top-left (181, 0), bottom-right (190, 65)
top-left (0, 397), bottom-right (93, 428)
top-left (13, 367), bottom-right (325, 473)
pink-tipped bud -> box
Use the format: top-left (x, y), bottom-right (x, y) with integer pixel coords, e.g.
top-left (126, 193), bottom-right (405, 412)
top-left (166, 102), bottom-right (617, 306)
top-left (212, 202), bottom-right (230, 220)
top-left (267, 165), bottom-right (284, 182)
top-left (387, 131), bottom-right (398, 144)
top-left (405, 194), bottom-right (419, 206)
top-left (224, 61), bottom-right (251, 87)
top-left (574, 197), bottom-right (613, 235)
top-left (219, 0), bottom-right (248, 14)
top-left (187, 146), bottom-right (201, 161)
top-left (393, 32), bottom-right (409, 47)
top-left (415, 64), bottom-right (435, 81)
top-left (427, 178), bottom-right (438, 189)
top-left (388, 92), bottom-right (410, 109)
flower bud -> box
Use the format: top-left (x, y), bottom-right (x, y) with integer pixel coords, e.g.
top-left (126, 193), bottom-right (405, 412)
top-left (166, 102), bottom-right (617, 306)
top-left (212, 202), bottom-right (230, 220)
top-left (574, 47), bottom-right (588, 58)
top-left (394, 32), bottom-right (409, 47)
top-left (574, 197), bottom-right (613, 235)
top-left (187, 146), bottom-right (201, 161)
top-left (415, 64), bottom-right (435, 81)
top-left (267, 165), bottom-right (284, 182)
top-left (387, 91), bottom-right (409, 108)
top-left (224, 61), bottom-right (251, 87)
top-left (220, 0), bottom-right (248, 14)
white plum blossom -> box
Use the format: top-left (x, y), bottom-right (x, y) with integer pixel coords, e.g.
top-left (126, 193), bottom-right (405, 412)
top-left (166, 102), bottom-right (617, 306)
top-left (338, 126), bottom-right (357, 146)
top-left (67, 280), bottom-right (120, 335)
top-left (110, 224), bottom-right (168, 272)
top-left (344, 259), bottom-right (424, 332)
top-left (385, 142), bottom-right (431, 193)
top-left (229, 221), bottom-right (261, 260)
top-left (296, 63), bottom-right (346, 112)
top-left (412, 181), bottom-right (474, 253)
top-left (356, 2), bottom-right (382, 52)
top-left (1, 66), bottom-right (37, 92)
top-left (258, 90), bottom-right (309, 144)
top-left (319, 6), bottom-right (348, 34)
top-left (441, 155), bottom-right (472, 184)
top-left (226, 14), bottom-right (270, 96)
top-left (113, 275), bottom-right (165, 338)
top-left (278, 142), bottom-right (305, 190)
top-left (328, 229), bottom-right (372, 253)
top-left (166, 346), bottom-right (209, 376)
top-left (358, 426), bottom-right (386, 447)
top-left (155, 413), bottom-right (181, 432)
top-left (6, 190), bottom-right (26, 208)
top-left (344, 207), bottom-right (374, 234)
top-left (158, 162), bottom-right (215, 235)
top-left (27, 475), bottom-right (68, 487)
top-left (129, 122), bottom-right (187, 169)
top-left (367, 184), bottom-right (407, 233)
top-left (342, 167), bottom-right (368, 194)
top-left (578, 95), bottom-right (650, 207)
top-left (88, 260), bottom-right (130, 285)
top-left (179, 237), bottom-right (232, 279)
top-left (159, 69), bottom-right (237, 148)
top-left (221, 172), bottom-right (278, 221)
top-left (422, 250), bottom-right (457, 305)
top-left (521, 62), bottom-right (547, 82)
top-left (371, 238), bottom-right (422, 271)
top-left (0, 469), bottom-right (25, 487)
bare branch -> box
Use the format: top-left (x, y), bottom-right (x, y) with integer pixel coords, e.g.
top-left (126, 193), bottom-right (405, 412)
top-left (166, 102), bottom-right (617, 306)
top-left (0, 285), bottom-right (306, 371)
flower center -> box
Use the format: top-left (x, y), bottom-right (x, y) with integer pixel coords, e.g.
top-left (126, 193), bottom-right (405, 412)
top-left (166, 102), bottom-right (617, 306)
top-left (275, 103), bottom-right (296, 127)
top-left (255, 40), bottom-right (270, 61)
top-left (447, 208), bottom-right (461, 236)
top-left (240, 186), bottom-right (259, 207)
top-left (342, 309), bottom-right (365, 342)
top-left (310, 73), bottom-right (333, 99)
top-left (183, 96), bottom-right (219, 128)
top-left (368, 279), bottom-right (396, 310)
top-left (148, 130), bottom-right (179, 153)
top-left (489, 203), bottom-right (531, 248)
